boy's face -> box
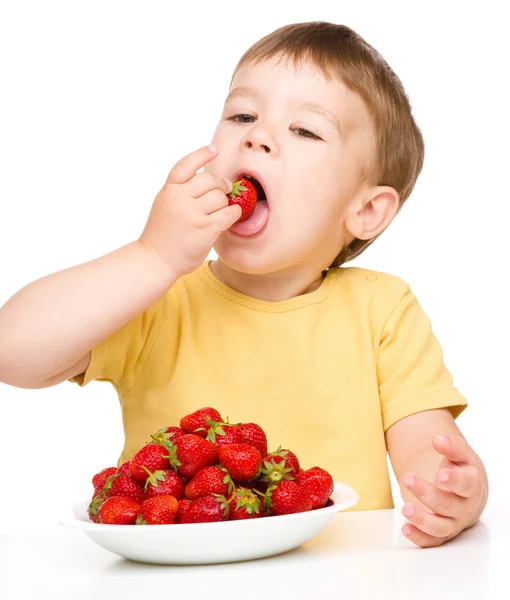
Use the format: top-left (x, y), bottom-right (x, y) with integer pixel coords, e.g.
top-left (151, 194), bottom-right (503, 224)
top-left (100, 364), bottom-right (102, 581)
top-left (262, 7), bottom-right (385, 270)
top-left (205, 55), bottom-right (376, 275)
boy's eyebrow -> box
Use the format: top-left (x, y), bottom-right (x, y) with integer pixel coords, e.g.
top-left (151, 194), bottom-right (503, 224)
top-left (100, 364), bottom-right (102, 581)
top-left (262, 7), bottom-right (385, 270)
top-left (224, 86), bottom-right (343, 137)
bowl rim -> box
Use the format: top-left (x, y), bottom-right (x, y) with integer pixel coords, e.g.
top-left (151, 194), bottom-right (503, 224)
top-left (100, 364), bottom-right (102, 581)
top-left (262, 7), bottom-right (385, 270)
top-left (58, 480), bottom-right (359, 532)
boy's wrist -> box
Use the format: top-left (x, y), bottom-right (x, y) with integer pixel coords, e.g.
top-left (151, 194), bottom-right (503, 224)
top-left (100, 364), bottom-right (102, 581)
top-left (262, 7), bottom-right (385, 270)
top-left (132, 239), bottom-right (181, 289)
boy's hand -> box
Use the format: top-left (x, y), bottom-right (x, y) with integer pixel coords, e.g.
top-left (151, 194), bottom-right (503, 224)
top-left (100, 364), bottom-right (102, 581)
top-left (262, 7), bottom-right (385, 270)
top-left (400, 435), bottom-right (487, 548)
top-left (139, 144), bottom-right (242, 278)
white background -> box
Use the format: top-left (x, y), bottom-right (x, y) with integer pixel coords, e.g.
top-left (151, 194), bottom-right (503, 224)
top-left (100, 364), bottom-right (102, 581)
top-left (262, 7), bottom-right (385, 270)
top-left (0, 0), bottom-right (508, 533)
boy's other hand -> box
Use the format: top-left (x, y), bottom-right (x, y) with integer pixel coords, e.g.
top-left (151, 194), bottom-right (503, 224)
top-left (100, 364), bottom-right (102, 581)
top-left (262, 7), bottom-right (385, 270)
top-left (139, 144), bottom-right (242, 278)
top-left (400, 435), bottom-right (487, 548)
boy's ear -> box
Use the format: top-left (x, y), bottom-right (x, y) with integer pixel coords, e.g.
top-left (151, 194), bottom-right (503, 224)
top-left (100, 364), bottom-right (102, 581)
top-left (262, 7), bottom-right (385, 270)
top-left (344, 185), bottom-right (400, 241)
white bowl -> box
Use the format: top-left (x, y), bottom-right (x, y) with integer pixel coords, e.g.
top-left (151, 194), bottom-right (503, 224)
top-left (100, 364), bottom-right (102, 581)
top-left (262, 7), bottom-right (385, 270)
top-left (58, 481), bottom-right (358, 565)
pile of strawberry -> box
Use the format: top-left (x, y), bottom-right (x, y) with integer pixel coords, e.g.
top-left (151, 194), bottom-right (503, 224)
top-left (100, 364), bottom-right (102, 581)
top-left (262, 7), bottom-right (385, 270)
top-left (89, 407), bottom-right (334, 525)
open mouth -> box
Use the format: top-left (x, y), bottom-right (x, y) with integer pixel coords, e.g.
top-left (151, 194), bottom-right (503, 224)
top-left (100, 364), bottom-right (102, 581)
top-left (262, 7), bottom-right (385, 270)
top-left (229, 172), bottom-right (270, 237)
top-left (242, 174), bottom-right (267, 202)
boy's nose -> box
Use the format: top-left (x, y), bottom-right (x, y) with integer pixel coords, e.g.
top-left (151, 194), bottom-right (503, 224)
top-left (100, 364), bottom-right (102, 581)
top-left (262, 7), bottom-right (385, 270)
top-left (244, 140), bottom-right (271, 153)
top-left (242, 125), bottom-right (279, 156)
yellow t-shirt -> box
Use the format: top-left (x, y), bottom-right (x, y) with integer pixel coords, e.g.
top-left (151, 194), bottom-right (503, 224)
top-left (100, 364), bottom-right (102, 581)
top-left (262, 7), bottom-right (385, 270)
top-left (70, 260), bottom-right (467, 511)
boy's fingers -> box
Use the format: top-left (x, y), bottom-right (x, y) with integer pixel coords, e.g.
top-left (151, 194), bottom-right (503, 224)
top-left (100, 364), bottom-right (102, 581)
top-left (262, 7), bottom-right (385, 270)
top-left (199, 189), bottom-right (230, 215)
top-left (166, 144), bottom-right (218, 186)
top-left (188, 172), bottom-right (232, 199)
top-left (211, 203), bottom-right (242, 231)
top-left (401, 503), bottom-right (456, 538)
top-left (401, 523), bottom-right (450, 548)
top-left (402, 473), bottom-right (464, 517)
top-left (432, 435), bottom-right (477, 466)
top-left (435, 465), bottom-right (479, 498)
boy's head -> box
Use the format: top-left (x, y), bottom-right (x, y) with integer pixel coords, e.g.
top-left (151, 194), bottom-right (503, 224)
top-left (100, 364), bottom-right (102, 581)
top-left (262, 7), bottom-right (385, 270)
top-left (205, 22), bottom-right (424, 276)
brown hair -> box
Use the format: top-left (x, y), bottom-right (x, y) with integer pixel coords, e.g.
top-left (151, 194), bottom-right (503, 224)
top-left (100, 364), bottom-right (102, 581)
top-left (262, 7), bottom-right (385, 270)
top-left (230, 22), bottom-right (425, 267)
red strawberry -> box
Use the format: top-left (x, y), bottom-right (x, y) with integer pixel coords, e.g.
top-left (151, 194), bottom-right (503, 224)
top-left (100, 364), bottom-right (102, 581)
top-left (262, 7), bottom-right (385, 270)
top-left (183, 495), bottom-right (229, 523)
top-left (295, 467), bottom-right (334, 509)
top-left (92, 466), bottom-right (117, 491)
top-left (185, 465), bottom-right (234, 500)
top-left (130, 443), bottom-right (170, 483)
top-left (266, 480), bottom-right (312, 516)
top-left (228, 177), bottom-right (258, 221)
top-left (229, 487), bottom-right (263, 520)
top-left (218, 443), bottom-right (261, 482)
top-left (200, 413), bottom-right (244, 446)
top-left (261, 447), bottom-right (300, 484)
top-left (208, 424), bottom-right (245, 447)
top-left (239, 423), bottom-right (268, 457)
top-left (172, 434), bottom-right (218, 478)
top-left (151, 425), bottom-right (186, 447)
top-left (88, 489), bottom-right (107, 523)
top-left (109, 472), bottom-right (145, 504)
top-left (136, 495), bottom-right (178, 525)
top-left (99, 496), bottom-right (140, 525)
top-left (116, 461), bottom-right (132, 477)
top-left (177, 498), bottom-right (192, 523)
top-left (180, 407), bottom-right (223, 438)
top-left (89, 471), bottom-right (123, 521)
top-left (144, 469), bottom-right (185, 500)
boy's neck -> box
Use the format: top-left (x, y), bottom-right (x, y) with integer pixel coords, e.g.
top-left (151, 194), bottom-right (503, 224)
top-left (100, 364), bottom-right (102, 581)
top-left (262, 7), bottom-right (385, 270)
top-left (209, 259), bottom-right (326, 302)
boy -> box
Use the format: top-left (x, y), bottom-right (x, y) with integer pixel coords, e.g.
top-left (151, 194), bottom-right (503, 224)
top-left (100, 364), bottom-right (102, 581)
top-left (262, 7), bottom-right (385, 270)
top-left (0, 22), bottom-right (488, 547)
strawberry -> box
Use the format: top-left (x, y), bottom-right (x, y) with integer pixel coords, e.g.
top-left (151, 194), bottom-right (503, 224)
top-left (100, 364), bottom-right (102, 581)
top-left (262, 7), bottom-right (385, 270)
top-left (172, 434), bottom-right (218, 478)
top-left (129, 443), bottom-right (171, 482)
top-left (116, 461), bottom-right (132, 477)
top-left (180, 407), bottom-right (223, 438)
top-left (200, 413), bottom-right (244, 446)
top-left (185, 465), bottom-right (234, 500)
top-left (265, 480), bottom-right (312, 516)
top-left (108, 472), bottom-right (145, 504)
top-left (99, 496), bottom-right (140, 525)
top-left (229, 487), bottom-right (263, 520)
top-left (261, 447), bottom-right (300, 484)
top-left (144, 468), bottom-right (185, 500)
top-left (218, 443), bottom-right (262, 482)
top-left (207, 423), bottom-right (245, 447)
top-left (295, 467), bottom-right (334, 509)
top-left (89, 471), bottom-right (122, 521)
top-left (177, 498), bottom-right (192, 523)
top-left (239, 423), bottom-right (268, 457)
top-left (136, 495), bottom-right (178, 525)
top-left (228, 177), bottom-right (258, 221)
top-left (88, 489), bottom-right (107, 523)
top-left (183, 494), bottom-right (230, 523)
top-left (151, 425), bottom-right (186, 447)
top-left (92, 466), bottom-right (117, 491)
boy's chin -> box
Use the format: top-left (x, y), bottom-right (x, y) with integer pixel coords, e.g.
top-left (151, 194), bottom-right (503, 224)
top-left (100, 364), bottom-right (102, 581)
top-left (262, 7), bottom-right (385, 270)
top-left (213, 239), bottom-right (282, 276)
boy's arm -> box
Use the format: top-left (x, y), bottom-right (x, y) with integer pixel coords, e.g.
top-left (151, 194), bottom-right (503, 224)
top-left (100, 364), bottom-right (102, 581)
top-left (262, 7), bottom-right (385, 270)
top-left (0, 144), bottom-right (240, 390)
top-left (386, 408), bottom-right (489, 547)
top-left (0, 241), bottom-right (177, 389)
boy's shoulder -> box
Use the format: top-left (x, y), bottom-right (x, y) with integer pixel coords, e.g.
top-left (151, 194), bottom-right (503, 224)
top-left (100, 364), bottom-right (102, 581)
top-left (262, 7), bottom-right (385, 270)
top-left (336, 266), bottom-right (414, 326)
top-left (338, 265), bottom-right (411, 294)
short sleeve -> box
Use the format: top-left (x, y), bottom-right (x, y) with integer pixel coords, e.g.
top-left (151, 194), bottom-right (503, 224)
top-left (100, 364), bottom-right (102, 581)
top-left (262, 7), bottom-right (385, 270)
top-left (68, 298), bottom-right (165, 394)
top-left (377, 289), bottom-right (468, 432)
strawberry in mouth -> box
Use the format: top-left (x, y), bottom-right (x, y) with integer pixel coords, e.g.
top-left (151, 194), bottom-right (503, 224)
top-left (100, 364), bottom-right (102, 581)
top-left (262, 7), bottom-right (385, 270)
top-left (228, 173), bottom-right (269, 237)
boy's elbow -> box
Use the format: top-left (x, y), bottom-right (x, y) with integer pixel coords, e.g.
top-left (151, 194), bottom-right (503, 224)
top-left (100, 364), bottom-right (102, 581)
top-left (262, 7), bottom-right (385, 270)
top-left (0, 351), bottom-right (48, 389)
top-left (0, 365), bottom-right (46, 389)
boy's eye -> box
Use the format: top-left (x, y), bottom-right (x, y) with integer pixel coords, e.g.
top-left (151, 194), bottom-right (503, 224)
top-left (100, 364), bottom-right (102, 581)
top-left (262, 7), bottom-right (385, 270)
top-left (294, 128), bottom-right (319, 140)
top-left (227, 114), bottom-right (321, 141)
top-left (230, 114), bottom-right (255, 124)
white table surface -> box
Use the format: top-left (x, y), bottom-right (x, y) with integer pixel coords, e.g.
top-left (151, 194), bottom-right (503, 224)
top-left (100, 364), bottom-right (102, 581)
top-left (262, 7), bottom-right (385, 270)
top-left (1, 500), bottom-right (506, 600)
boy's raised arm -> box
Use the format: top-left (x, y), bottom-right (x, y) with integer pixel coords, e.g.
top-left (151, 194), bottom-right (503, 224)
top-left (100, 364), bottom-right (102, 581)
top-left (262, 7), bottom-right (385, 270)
top-left (0, 241), bottom-right (177, 388)
top-left (0, 144), bottom-right (240, 389)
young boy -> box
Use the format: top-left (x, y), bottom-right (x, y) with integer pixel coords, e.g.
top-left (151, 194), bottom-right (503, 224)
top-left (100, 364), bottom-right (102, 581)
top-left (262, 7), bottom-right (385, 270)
top-left (0, 22), bottom-right (488, 547)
